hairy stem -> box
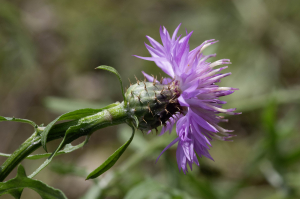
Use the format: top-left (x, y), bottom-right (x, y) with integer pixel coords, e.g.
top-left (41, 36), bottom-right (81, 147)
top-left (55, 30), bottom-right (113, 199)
top-left (0, 102), bottom-right (129, 181)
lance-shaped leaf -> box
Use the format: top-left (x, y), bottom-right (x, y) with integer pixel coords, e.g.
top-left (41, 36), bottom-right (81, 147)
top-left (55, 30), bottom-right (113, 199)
top-left (86, 126), bottom-right (135, 180)
top-left (41, 102), bottom-right (120, 152)
top-left (0, 116), bottom-right (37, 127)
top-left (95, 65), bottom-right (125, 101)
top-left (0, 165), bottom-right (67, 199)
top-left (28, 133), bottom-right (90, 178)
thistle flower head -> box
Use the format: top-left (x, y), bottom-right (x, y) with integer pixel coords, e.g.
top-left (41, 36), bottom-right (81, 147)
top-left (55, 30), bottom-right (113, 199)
top-left (125, 81), bottom-right (181, 132)
top-left (132, 24), bottom-right (240, 174)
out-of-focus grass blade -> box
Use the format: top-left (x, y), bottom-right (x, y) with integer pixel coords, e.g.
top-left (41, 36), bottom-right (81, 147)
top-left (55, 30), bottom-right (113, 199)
top-left (283, 148), bottom-right (300, 166)
top-left (80, 185), bottom-right (102, 199)
top-left (124, 179), bottom-right (194, 199)
top-left (185, 174), bottom-right (218, 199)
top-left (261, 99), bottom-right (277, 132)
top-left (44, 96), bottom-right (112, 114)
top-left (124, 180), bottom-right (165, 199)
top-left (50, 162), bottom-right (88, 177)
top-left (230, 86), bottom-right (300, 112)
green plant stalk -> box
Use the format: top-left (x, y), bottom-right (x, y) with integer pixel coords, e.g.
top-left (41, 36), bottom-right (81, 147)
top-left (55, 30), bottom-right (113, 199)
top-left (0, 102), bottom-right (129, 182)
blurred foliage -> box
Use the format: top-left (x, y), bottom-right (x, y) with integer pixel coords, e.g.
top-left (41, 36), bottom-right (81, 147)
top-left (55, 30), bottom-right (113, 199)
top-left (0, 0), bottom-right (300, 198)
top-left (0, 165), bottom-right (66, 199)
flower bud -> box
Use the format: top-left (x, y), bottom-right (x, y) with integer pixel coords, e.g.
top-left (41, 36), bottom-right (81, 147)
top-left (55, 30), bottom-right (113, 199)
top-left (125, 81), bottom-right (181, 131)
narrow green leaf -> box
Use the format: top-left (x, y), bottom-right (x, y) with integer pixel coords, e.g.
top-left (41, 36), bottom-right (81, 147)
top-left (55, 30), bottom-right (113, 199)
top-left (29, 119), bottom-right (93, 178)
top-left (95, 65), bottom-right (125, 101)
top-left (0, 165), bottom-right (67, 199)
top-left (86, 125), bottom-right (135, 180)
top-left (41, 102), bottom-right (119, 152)
top-left (28, 135), bottom-right (89, 178)
top-left (0, 116), bottom-right (37, 127)
top-left (0, 143), bottom-right (87, 160)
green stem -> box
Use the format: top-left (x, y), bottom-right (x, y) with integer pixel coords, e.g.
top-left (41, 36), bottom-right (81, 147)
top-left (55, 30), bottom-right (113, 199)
top-left (0, 102), bottom-right (129, 181)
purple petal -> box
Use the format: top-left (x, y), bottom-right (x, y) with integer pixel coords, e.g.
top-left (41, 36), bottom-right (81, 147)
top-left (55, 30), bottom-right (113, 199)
top-left (190, 109), bottom-right (218, 132)
top-left (156, 137), bottom-right (180, 163)
top-left (134, 55), bottom-right (167, 62)
top-left (182, 81), bottom-right (199, 98)
top-left (146, 35), bottom-right (164, 53)
top-left (182, 140), bottom-right (192, 161)
top-left (191, 120), bottom-right (211, 148)
top-left (176, 143), bottom-right (187, 173)
top-left (178, 95), bottom-right (190, 107)
top-left (145, 43), bottom-right (164, 57)
top-left (159, 124), bottom-right (166, 136)
top-left (193, 153), bottom-right (199, 166)
top-left (172, 23), bottom-right (181, 41)
top-left (195, 144), bottom-right (214, 161)
top-left (162, 78), bottom-right (172, 84)
top-left (141, 71), bottom-right (157, 82)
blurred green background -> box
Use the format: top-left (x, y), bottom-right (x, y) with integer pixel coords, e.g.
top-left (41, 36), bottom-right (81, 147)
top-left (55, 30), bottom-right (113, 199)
top-left (0, 0), bottom-right (300, 198)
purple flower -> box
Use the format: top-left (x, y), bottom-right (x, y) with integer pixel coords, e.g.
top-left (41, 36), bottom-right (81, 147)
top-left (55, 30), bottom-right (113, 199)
top-left (135, 24), bottom-right (240, 174)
